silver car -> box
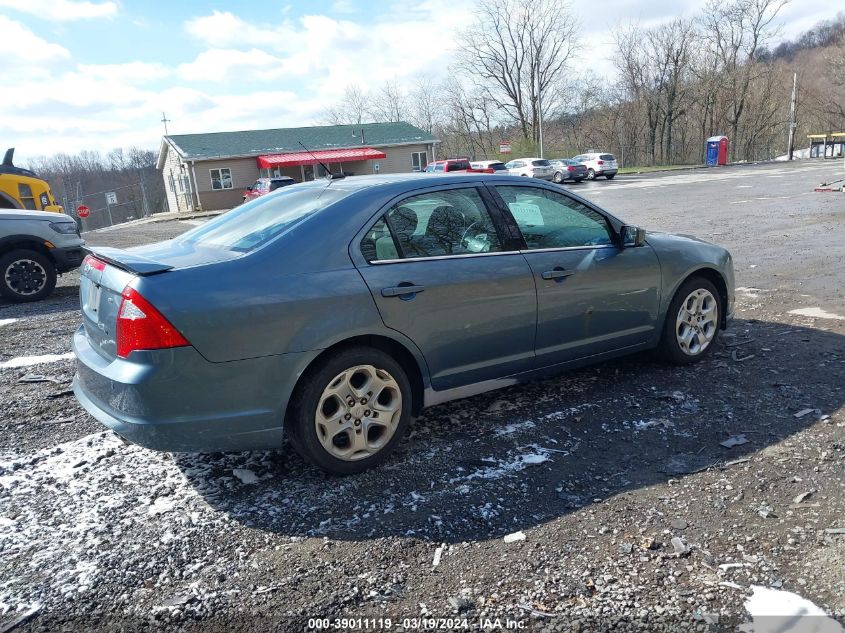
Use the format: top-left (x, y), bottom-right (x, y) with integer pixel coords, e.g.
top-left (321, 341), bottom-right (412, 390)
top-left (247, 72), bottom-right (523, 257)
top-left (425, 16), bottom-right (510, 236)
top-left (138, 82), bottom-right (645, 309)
top-left (504, 158), bottom-right (554, 180)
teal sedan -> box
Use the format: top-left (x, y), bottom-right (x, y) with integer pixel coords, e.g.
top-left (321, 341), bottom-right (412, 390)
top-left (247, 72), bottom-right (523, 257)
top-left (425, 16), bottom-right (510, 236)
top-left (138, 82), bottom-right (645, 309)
top-left (72, 174), bottom-right (734, 474)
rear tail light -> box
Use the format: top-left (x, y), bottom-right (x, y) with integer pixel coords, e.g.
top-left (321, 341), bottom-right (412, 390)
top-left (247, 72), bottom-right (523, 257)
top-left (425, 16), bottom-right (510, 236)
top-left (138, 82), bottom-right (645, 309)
top-left (567, 166), bottom-right (575, 171)
top-left (597, 160), bottom-right (604, 165)
top-left (83, 255), bottom-right (106, 272)
top-left (116, 287), bottom-right (189, 358)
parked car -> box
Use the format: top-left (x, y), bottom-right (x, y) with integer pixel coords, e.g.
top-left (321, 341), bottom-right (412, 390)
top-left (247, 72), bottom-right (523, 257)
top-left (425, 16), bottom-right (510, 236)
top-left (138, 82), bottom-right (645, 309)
top-left (573, 152), bottom-right (619, 180)
top-left (0, 210), bottom-right (84, 302)
top-left (424, 159), bottom-right (475, 173)
top-left (243, 177), bottom-right (296, 202)
top-left (504, 158), bottom-right (554, 180)
top-left (73, 174), bottom-right (734, 474)
top-left (549, 159), bottom-right (588, 183)
top-left (470, 160), bottom-right (509, 173)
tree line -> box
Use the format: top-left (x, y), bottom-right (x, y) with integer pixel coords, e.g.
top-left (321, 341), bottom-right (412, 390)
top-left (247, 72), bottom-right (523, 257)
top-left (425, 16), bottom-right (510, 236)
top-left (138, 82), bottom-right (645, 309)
top-left (323, 1), bottom-right (845, 166)
top-left (25, 147), bottom-right (165, 221)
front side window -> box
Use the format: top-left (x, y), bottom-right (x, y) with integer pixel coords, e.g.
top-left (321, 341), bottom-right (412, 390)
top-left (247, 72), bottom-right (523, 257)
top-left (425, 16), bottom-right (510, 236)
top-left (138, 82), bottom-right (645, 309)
top-left (365, 188), bottom-right (503, 261)
top-left (411, 152), bottom-right (427, 172)
top-left (433, 163), bottom-right (445, 172)
top-left (495, 185), bottom-right (613, 250)
top-left (210, 167), bottom-right (233, 190)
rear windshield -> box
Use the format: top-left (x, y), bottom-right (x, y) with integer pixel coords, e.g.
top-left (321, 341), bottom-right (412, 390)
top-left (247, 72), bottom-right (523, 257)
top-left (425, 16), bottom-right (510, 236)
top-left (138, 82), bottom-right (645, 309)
top-left (177, 185), bottom-right (349, 253)
top-left (532, 160), bottom-right (551, 166)
top-left (489, 162), bottom-right (507, 170)
top-left (600, 154), bottom-right (616, 161)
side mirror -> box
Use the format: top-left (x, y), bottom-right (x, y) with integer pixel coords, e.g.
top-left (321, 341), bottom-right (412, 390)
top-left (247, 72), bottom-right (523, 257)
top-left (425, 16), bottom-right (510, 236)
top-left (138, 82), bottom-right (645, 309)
top-left (621, 225), bottom-right (646, 247)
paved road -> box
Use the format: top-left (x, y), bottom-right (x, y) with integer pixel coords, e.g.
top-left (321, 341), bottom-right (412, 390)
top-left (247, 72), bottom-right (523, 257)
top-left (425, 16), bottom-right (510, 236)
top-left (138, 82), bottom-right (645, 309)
top-left (572, 161), bottom-right (845, 310)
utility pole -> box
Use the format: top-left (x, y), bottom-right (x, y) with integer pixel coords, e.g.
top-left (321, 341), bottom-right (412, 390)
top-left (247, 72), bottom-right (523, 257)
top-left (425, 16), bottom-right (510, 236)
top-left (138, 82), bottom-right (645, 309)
top-left (787, 72), bottom-right (798, 160)
top-left (161, 112), bottom-right (171, 136)
top-left (537, 63), bottom-right (544, 158)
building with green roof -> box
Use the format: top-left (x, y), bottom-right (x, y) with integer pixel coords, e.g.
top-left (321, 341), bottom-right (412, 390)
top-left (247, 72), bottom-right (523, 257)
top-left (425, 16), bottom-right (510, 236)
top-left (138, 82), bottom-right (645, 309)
top-left (156, 121), bottom-right (439, 213)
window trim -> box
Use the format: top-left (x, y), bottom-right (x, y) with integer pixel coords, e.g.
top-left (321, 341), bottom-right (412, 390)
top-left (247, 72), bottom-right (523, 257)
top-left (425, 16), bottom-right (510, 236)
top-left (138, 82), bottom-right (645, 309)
top-left (209, 167), bottom-right (233, 191)
top-left (483, 181), bottom-right (623, 250)
top-left (411, 151), bottom-right (427, 172)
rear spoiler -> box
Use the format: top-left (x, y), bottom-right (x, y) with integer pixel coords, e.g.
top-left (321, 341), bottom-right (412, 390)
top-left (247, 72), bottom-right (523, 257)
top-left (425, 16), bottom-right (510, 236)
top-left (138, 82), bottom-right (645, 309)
top-left (85, 246), bottom-right (174, 276)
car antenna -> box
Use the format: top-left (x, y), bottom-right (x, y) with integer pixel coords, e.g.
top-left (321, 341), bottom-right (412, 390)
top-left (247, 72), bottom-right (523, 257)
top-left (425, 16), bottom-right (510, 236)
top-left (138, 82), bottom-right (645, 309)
top-left (298, 141), bottom-right (344, 181)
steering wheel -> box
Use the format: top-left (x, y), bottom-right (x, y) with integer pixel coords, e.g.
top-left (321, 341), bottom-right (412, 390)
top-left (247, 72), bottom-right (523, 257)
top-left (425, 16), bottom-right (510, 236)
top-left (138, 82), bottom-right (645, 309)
top-left (460, 221), bottom-right (491, 253)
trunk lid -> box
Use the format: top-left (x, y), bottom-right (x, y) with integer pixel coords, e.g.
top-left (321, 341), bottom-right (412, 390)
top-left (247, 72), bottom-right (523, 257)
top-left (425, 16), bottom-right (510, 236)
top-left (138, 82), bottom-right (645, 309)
top-left (79, 242), bottom-right (239, 360)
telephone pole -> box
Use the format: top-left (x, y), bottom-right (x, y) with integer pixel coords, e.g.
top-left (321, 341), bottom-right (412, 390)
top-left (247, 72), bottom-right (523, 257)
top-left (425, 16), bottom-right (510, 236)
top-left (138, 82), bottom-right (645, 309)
top-left (787, 73), bottom-right (797, 160)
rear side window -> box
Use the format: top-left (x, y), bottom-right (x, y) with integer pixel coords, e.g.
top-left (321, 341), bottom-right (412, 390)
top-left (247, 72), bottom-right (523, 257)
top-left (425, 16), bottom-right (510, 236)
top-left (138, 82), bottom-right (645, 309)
top-left (365, 188), bottom-right (503, 261)
top-left (600, 154), bottom-right (615, 161)
top-left (178, 185), bottom-right (350, 253)
top-left (532, 160), bottom-right (551, 167)
top-left (495, 185), bottom-right (613, 249)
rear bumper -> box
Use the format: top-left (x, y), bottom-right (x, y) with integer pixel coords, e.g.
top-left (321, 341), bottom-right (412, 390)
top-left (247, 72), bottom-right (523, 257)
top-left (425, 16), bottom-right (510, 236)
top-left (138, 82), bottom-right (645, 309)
top-left (597, 169), bottom-right (618, 176)
top-left (72, 326), bottom-right (314, 452)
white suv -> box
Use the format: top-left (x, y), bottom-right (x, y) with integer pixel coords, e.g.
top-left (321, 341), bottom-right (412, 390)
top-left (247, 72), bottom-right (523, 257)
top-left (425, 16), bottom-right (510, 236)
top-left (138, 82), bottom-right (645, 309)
top-left (573, 153), bottom-right (618, 180)
top-left (504, 158), bottom-right (554, 180)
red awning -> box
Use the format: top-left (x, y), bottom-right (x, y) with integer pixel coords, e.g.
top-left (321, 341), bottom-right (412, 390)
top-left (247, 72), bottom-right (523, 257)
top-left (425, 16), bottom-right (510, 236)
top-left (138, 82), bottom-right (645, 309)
top-left (257, 148), bottom-right (387, 169)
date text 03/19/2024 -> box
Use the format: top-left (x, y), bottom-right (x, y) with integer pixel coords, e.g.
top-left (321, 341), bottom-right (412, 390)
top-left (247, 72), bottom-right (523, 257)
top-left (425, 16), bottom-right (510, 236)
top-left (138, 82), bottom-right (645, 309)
top-left (307, 617), bottom-right (527, 630)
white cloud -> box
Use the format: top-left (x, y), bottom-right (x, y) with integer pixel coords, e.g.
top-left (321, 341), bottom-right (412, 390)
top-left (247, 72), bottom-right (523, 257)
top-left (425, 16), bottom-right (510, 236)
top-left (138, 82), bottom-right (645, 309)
top-left (177, 49), bottom-right (289, 82)
top-left (0, 15), bottom-right (70, 63)
top-left (0, 0), bottom-right (117, 21)
top-left (331, 0), bottom-right (357, 13)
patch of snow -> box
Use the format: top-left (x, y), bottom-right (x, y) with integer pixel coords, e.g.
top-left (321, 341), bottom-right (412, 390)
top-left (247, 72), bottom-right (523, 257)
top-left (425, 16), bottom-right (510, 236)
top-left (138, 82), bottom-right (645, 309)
top-left (232, 468), bottom-right (258, 484)
top-left (0, 318), bottom-right (18, 328)
top-left (789, 307), bottom-right (845, 321)
top-left (503, 530), bottom-right (526, 543)
top-left (494, 420), bottom-right (536, 436)
top-left (0, 352), bottom-right (74, 369)
top-left (453, 451), bottom-right (551, 482)
top-left (740, 585), bottom-right (843, 633)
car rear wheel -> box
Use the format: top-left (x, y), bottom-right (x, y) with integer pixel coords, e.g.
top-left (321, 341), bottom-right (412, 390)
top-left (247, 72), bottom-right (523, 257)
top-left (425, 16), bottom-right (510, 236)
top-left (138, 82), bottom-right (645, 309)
top-left (0, 249), bottom-right (57, 303)
top-left (659, 277), bottom-right (722, 365)
top-left (287, 347), bottom-right (412, 474)
top-left (586, 169), bottom-right (596, 180)
top-left (605, 173), bottom-right (616, 180)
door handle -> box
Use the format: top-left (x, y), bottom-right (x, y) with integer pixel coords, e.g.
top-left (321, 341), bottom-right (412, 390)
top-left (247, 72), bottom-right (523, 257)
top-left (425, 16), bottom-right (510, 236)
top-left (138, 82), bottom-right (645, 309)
top-left (541, 268), bottom-right (575, 281)
top-left (381, 284), bottom-right (426, 297)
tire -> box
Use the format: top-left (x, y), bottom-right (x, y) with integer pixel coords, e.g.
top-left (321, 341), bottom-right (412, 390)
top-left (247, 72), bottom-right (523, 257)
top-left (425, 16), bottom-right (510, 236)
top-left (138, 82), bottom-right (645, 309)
top-left (0, 249), bottom-right (57, 303)
top-left (586, 169), bottom-right (596, 180)
top-left (659, 277), bottom-right (722, 365)
top-left (553, 171), bottom-right (564, 184)
top-left (605, 173), bottom-right (616, 180)
top-left (287, 346), bottom-right (413, 475)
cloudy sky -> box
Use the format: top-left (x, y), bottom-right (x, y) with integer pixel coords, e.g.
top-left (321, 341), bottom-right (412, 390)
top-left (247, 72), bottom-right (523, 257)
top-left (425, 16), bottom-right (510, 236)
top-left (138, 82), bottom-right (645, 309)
top-left (0, 0), bottom-right (829, 161)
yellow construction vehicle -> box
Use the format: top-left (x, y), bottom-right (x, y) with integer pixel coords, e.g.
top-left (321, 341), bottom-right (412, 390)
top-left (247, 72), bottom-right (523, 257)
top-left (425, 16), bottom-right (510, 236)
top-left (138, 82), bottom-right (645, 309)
top-left (0, 148), bottom-right (63, 213)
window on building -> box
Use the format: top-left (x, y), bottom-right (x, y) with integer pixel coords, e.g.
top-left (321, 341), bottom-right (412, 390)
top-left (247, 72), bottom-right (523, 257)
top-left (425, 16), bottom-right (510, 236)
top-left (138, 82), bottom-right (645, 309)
top-left (411, 151), bottom-right (427, 172)
top-left (210, 168), bottom-right (233, 190)
top-left (168, 174), bottom-right (176, 193)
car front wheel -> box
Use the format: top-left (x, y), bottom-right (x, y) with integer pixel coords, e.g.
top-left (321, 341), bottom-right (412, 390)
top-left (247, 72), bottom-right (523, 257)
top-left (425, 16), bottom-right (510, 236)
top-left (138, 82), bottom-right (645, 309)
top-left (659, 277), bottom-right (722, 364)
top-left (0, 249), bottom-right (57, 303)
top-left (553, 171), bottom-right (564, 183)
top-left (287, 347), bottom-right (412, 474)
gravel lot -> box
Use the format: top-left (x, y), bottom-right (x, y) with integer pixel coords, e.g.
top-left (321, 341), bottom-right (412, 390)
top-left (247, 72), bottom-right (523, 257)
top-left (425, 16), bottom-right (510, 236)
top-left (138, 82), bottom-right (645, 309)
top-left (1, 161), bottom-right (844, 632)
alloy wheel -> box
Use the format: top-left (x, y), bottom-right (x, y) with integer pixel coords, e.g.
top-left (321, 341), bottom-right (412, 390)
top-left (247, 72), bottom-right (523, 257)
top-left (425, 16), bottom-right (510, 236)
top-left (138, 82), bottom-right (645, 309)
top-left (314, 364), bottom-right (403, 461)
top-left (675, 288), bottom-right (718, 355)
top-left (4, 259), bottom-right (47, 296)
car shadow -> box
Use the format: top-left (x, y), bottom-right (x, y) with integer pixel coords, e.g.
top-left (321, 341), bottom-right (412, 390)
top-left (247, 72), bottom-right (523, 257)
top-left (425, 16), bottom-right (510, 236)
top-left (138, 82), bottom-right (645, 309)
top-left (0, 284), bottom-right (79, 317)
top-left (174, 317), bottom-right (844, 543)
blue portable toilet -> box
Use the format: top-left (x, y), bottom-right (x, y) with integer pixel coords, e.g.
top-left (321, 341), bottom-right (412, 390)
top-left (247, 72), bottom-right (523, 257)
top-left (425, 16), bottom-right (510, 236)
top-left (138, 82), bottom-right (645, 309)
top-left (706, 136), bottom-right (729, 166)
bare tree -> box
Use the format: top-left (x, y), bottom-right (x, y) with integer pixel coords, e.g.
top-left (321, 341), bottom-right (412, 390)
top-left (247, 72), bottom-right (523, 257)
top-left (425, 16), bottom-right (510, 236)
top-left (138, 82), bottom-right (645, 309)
top-left (457, 0), bottom-right (578, 145)
top-left (320, 85), bottom-right (370, 125)
top-left (408, 73), bottom-right (443, 134)
top-left (369, 79), bottom-right (407, 123)
top-left (701, 0), bottom-right (789, 160)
